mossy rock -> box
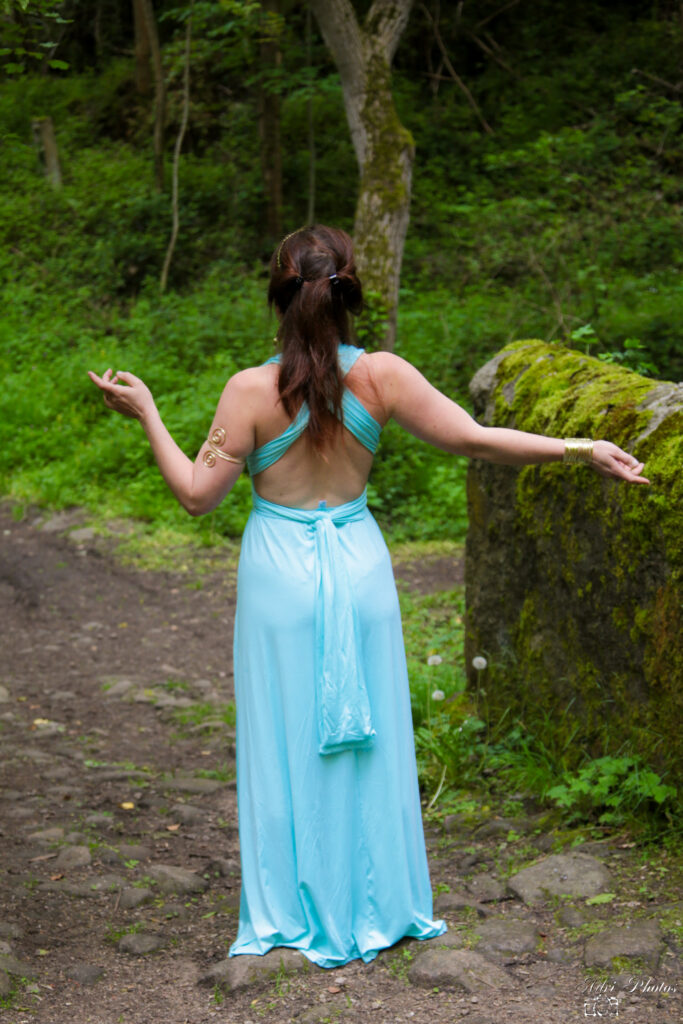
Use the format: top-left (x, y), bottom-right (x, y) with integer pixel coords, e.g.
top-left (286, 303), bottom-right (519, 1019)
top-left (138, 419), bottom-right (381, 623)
top-left (465, 340), bottom-right (682, 782)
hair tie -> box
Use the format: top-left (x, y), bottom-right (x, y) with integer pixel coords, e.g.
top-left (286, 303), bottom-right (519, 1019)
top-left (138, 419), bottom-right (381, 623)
top-left (295, 276), bottom-right (304, 288)
top-left (329, 273), bottom-right (340, 287)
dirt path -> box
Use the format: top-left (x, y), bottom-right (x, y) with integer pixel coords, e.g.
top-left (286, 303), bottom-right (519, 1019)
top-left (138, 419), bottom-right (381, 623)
top-left (0, 507), bottom-right (680, 1024)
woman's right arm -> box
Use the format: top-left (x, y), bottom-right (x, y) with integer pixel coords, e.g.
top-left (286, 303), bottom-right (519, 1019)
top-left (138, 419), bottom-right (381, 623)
top-left (373, 352), bottom-right (649, 485)
top-left (88, 367), bottom-right (260, 514)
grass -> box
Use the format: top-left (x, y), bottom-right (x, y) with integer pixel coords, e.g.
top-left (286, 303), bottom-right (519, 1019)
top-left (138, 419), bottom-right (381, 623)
top-left (170, 701), bottom-right (236, 733)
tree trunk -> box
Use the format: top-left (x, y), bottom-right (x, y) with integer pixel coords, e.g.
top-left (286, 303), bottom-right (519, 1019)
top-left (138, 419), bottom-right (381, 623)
top-left (310, 0), bottom-right (415, 351)
top-left (132, 0), bottom-right (152, 95)
top-left (140, 0), bottom-right (165, 191)
top-left (306, 2), bottom-right (316, 225)
top-left (31, 116), bottom-right (62, 189)
top-left (258, 0), bottom-right (283, 243)
top-left (160, 10), bottom-right (192, 293)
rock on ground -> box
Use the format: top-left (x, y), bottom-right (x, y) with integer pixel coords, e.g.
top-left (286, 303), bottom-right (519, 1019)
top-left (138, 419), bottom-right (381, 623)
top-left (200, 949), bottom-right (310, 991)
top-left (408, 948), bottom-right (515, 992)
top-left (584, 919), bottom-right (663, 969)
top-left (146, 864), bottom-right (209, 895)
top-left (507, 853), bottom-right (611, 904)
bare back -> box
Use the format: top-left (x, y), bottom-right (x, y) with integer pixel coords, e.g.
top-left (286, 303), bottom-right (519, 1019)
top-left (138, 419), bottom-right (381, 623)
top-left (248, 354), bottom-right (388, 509)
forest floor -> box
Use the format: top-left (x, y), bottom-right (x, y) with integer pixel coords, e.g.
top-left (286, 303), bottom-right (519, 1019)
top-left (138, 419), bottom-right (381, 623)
top-left (0, 504), bottom-right (680, 1024)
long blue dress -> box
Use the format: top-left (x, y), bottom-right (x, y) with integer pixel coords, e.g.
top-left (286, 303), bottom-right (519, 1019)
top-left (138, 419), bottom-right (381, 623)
top-left (229, 344), bottom-right (446, 968)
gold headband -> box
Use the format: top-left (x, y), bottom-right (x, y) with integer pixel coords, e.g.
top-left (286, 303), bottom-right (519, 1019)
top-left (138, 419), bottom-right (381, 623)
top-left (275, 226), bottom-right (307, 269)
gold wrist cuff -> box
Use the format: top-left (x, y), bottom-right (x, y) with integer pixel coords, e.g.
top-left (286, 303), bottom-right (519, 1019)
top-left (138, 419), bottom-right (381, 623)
top-left (563, 438), bottom-right (594, 465)
top-left (202, 427), bottom-right (245, 468)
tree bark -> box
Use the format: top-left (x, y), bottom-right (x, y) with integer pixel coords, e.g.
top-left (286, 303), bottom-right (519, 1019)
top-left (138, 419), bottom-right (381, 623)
top-left (310, 0), bottom-right (415, 350)
top-left (31, 116), bottom-right (62, 189)
top-left (258, 0), bottom-right (284, 243)
top-left (132, 0), bottom-right (152, 95)
top-left (306, 2), bottom-right (316, 225)
top-left (160, 10), bottom-right (192, 294)
top-left (140, 0), bottom-right (165, 191)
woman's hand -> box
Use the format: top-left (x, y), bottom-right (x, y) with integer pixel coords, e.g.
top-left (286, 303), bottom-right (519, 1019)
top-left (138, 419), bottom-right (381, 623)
top-left (88, 368), bottom-right (155, 423)
top-left (591, 440), bottom-right (650, 484)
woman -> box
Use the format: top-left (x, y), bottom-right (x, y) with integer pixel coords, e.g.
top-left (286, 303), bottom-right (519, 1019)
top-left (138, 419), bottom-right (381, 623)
top-left (89, 225), bottom-right (648, 968)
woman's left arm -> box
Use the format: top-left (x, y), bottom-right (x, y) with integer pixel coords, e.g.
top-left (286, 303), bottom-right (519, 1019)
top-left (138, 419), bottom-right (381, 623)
top-left (88, 368), bottom-right (255, 516)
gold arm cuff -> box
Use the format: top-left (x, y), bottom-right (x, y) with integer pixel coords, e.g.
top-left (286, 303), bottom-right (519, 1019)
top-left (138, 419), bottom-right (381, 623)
top-left (202, 427), bottom-right (245, 468)
top-left (563, 438), bottom-right (594, 465)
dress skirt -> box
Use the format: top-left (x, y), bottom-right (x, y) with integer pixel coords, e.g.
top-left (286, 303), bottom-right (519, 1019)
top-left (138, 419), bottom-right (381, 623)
top-left (229, 490), bottom-right (445, 968)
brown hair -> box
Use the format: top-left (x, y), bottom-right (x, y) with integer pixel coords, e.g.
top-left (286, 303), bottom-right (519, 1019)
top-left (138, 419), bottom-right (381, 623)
top-left (268, 225), bottom-right (363, 451)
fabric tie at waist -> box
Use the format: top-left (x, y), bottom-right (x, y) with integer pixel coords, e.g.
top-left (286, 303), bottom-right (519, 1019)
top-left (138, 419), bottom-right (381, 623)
top-left (252, 489), bottom-right (376, 755)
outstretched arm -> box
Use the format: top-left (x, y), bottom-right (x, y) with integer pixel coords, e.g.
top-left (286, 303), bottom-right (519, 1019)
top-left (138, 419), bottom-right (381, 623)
top-left (87, 368), bottom-right (256, 515)
top-left (375, 353), bottom-right (649, 485)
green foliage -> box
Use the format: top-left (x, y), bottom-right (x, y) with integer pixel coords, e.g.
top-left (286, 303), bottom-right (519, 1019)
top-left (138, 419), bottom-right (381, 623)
top-left (547, 756), bottom-right (678, 825)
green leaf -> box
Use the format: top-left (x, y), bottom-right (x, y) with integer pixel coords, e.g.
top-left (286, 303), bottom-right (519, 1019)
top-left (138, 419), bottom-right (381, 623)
top-left (585, 892), bottom-right (616, 905)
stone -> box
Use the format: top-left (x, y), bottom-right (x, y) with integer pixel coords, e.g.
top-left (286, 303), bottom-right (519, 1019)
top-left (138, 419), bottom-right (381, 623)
top-left (474, 919), bottom-right (539, 956)
top-left (0, 942), bottom-right (12, 956)
top-left (162, 776), bottom-right (225, 794)
top-left (435, 930), bottom-right (467, 949)
top-left (66, 964), bottom-right (104, 985)
top-left (147, 864), bottom-right (209, 895)
top-left (465, 873), bottom-right (507, 903)
top-left (119, 932), bottom-right (166, 955)
top-left (298, 997), bottom-right (351, 1023)
top-left (0, 970), bottom-right (11, 997)
top-left (40, 509), bottom-right (85, 532)
top-left (0, 685), bottom-right (9, 703)
top-left (54, 845), bottom-right (92, 871)
top-left (118, 887), bottom-right (153, 910)
top-left (0, 923), bottom-right (23, 940)
top-left (408, 948), bottom-right (514, 992)
top-left (434, 892), bottom-right (489, 918)
top-left (507, 853), bottom-right (611, 904)
top-left (200, 949), bottom-right (309, 991)
top-left (160, 902), bottom-right (191, 920)
top-left (118, 844), bottom-right (151, 862)
top-left (69, 527), bottom-right (96, 543)
top-left (31, 720), bottom-right (65, 738)
top-left (545, 945), bottom-right (581, 964)
top-left (0, 954), bottom-right (36, 980)
top-left (27, 827), bottom-right (65, 843)
top-left (465, 342), bottom-right (683, 787)
top-left (206, 856), bottom-right (240, 879)
top-left (64, 832), bottom-right (87, 845)
top-left (83, 813), bottom-right (114, 827)
top-left (101, 677), bottom-right (137, 698)
top-left (98, 848), bottom-right (124, 866)
top-left (584, 920), bottom-right (663, 969)
top-left (474, 818), bottom-right (525, 839)
top-left (171, 804), bottom-right (206, 825)
top-left (557, 905), bottom-right (591, 928)
top-left (132, 688), bottom-right (165, 704)
top-left (48, 874), bottom-right (125, 898)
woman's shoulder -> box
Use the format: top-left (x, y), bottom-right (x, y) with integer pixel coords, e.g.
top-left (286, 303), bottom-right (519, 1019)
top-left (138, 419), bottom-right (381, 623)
top-left (352, 350), bottom-right (415, 383)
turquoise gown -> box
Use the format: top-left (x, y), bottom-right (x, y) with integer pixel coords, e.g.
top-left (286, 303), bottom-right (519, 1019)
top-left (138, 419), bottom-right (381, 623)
top-left (229, 344), bottom-right (446, 968)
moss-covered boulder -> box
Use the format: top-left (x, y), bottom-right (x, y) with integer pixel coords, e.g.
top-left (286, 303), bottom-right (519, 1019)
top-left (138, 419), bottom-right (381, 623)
top-left (465, 340), bottom-right (682, 781)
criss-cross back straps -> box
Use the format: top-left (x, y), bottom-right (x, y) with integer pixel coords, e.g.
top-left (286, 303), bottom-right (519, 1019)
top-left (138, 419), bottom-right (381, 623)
top-left (246, 345), bottom-right (381, 476)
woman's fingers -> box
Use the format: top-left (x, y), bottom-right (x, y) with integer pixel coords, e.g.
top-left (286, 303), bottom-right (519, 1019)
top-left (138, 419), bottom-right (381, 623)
top-left (88, 367), bottom-right (150, 420)
top-left (591, 441), bottom-right (650, 485)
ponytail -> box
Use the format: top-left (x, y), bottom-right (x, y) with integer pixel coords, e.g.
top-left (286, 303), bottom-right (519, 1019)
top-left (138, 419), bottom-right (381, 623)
top-left (268, 225), bottom-right (363, 452)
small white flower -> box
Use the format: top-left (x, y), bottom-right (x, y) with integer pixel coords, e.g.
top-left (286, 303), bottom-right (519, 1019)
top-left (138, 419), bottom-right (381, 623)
top-left (427, 654), bottom-right (443, 666)
top-left (472, 656), bottom-right (488, 671)
top-left (431, 689), bottom-right (445, 702)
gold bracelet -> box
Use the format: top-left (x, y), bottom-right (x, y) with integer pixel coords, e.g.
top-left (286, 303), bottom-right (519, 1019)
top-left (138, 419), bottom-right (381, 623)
top-left (202, 427), bottom-right (245, 468)
top-left (563, 438), bottom-right (594, 465)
